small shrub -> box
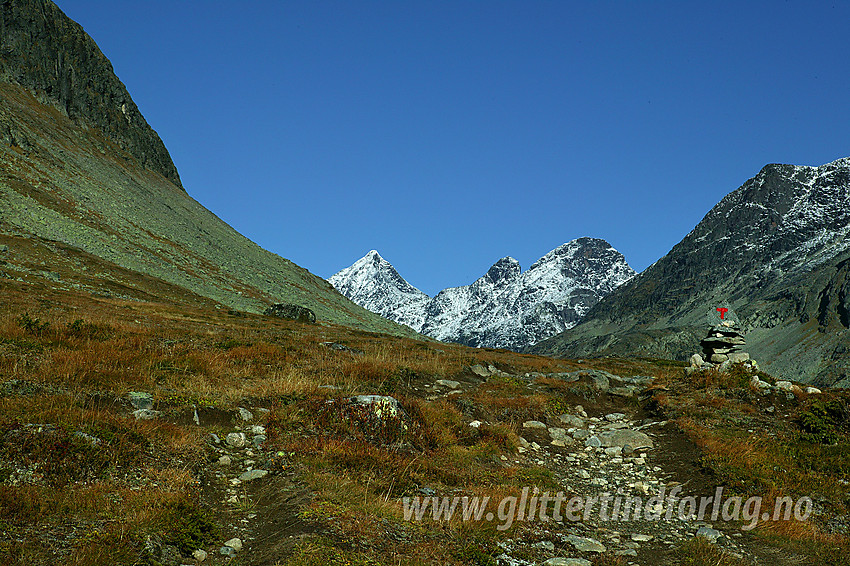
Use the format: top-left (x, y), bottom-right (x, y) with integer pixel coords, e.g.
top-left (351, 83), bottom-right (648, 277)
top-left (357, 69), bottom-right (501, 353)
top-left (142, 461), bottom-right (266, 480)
top-left (159, 498), bottom-right (219, 555)
top-left (15, 312), bottom-right (49, 336)
top-left (798, 399), bottom-right (849, 444)
top-left (66, 319), bottom-right (113, 341)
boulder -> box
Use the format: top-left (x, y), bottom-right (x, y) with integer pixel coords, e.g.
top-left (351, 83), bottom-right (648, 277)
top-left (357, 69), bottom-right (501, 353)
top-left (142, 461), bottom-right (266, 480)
top-left (263, 303), bottom-right (316, 323)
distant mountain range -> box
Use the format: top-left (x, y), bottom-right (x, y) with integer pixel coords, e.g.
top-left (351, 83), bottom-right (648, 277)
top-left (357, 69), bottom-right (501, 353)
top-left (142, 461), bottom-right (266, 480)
top-left (329, 238), bottom-right (635, 350)
top-left (530, 158), bottom-right (850, 387)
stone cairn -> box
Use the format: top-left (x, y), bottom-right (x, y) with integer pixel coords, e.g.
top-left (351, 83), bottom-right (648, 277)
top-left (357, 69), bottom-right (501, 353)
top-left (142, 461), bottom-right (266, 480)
top-left (688, 320), bottom-right (753, 372)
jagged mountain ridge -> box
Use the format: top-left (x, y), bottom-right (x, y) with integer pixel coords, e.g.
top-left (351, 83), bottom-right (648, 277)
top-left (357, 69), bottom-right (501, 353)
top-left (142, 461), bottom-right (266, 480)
top-left (330, 238), bottom-right (635, 350)
top-left (530, 158), bottom-right (850, 387)
top-left (0, 0), bottom-right (417, 338)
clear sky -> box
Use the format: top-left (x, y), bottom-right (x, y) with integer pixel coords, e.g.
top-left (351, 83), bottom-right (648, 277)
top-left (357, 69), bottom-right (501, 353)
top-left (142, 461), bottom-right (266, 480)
top-left (55, 1), bottom-right (849, 296)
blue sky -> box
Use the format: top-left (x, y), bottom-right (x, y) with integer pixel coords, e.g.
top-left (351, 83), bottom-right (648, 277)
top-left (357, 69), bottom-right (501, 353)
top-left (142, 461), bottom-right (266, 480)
top-left (56, 1), bottom-right (849, 296)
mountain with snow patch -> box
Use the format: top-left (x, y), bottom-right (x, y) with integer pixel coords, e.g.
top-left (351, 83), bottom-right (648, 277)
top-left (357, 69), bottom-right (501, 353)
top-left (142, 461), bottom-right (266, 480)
top-left (531, 158), bottom-right (850, 387)
top-left (329, 238), bottom-right (635, 350)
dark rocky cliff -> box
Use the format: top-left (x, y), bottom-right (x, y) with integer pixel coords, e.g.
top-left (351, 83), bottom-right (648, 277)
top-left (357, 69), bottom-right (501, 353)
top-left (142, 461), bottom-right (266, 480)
top-left (0, 0), bottom-right (182, 189)
top-left (530, 158), bottom-right (850, 387)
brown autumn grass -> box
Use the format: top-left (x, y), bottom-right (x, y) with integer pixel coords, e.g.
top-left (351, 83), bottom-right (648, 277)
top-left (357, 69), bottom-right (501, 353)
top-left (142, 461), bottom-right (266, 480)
top-left (2, 274), bottom-right (849, 564)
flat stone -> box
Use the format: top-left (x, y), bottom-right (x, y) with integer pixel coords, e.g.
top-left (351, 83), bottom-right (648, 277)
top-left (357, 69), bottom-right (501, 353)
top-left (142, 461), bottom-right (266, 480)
top-left (218, 456), bottom-right (231, 466)
top-left (252, 435), bottom-right (266, 447)
top-left (542, 559), bottom-right (591, 566)
top-left (805, 387), bottom-right (822, 394)
top-left (572, 429), bottom-right (591, 441)
top-left (220, 546), bottom-right (237, 557)
top-left (689, 353), bottom-right (704, 367)
top-left (523, 420), bottom-right (548, 429)
top-left (193, 549), bottom-right (208, 562)
top-left (470, 364), bottom-right (491, 378)
top-left (224, 538), bottom-right (243, 551)
top-left (584, 435), bottom-right (602, 447)
top-left (609, 386), bottom-right (639, 397)
top-left (469, 420), bottom-right (482, 428)
top-left (750, 376), bottom-right (771, 389)
top-left (631, 533), bottom-right (653, 542)
top-left (238, 469), bottom-right (268, 482)
top-left (251, 425), bottom-right (266, 435)
top-left (565, 534), bottom-right (606, 553)
top-left (710, 353), bottom-right (729, 363)
top-left (558, 414), bottom-right (585, 428)
top-left (132, 409), bottom-right (161, 420)
top-left (238, 407), bottom-right (254, 421)
top-left (435, 379), bottom-right (460, 389)
top-left (127, 392), bottom-right (153, 410)
top-left (597, 429), bottom-right (654, 449)
top-left (605, 412), bottom-right (625, 422)
top-left (728, 352), bottom-right (750, 363)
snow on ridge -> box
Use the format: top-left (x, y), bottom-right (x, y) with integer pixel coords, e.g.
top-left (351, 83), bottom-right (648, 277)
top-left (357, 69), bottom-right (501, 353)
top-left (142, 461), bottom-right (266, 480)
top-left (329, 239), bottom-right (636, 350)
top-left (681, 158), bottom-right (850, 272)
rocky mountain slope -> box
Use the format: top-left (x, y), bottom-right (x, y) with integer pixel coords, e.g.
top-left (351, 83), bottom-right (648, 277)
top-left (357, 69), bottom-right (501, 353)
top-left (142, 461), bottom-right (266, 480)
top-left (330, 238), bottom-right (635, 350)
top-left (531, 158), bottom-right (850, 387)
top-left (0, 0), bottom-right (416, 337)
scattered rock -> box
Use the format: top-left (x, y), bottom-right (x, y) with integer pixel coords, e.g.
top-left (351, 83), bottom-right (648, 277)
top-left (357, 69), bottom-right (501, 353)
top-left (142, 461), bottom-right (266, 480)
top-left (320, 342), bottom-right (363, 354)
top-left (696, 526), bottom-right (723, 543)
top-left (192, 549), bottom-right (208, 562)
top-left (523, 420), bottom-right (547, 429)
top-left (597, 429), bottom-right (654, 449)
top-left (224, 538), bottom-right (243, 551)
top-left (132, 409), bottom-right (161, 420)
top-left (805, 386), bottom-right (822, 394)
top-left (548, 428), bottom-right (573, 447)
top-left (238, 469), bottom-right (269, 482)
top-left (470, 364), bottom-right (491, 378)
top-left (127, 391), bottom-right (154, 410)
top-left (559, 414), bottom-right (585, 428)
top-left (631, 533), bottom-right (653, 542)
top-left (565, 534), bottom-right (606, 553)
top-left (218, 456), bottom-right (231, 466)
top-left (263, 303), bottom-right (316, 323)
top-left (542, 558), bottom-right (591, 566)
top-left (226, 432), bottom-right (247, 448)
top-left (469, 420), bottom-right (482, 428)
top-left (220, 546), bottom-right (237, 557)
top-left (238, 407), bottom-right (254, 421)
top-left (605, 412), bottom-right (625, 422)
top-left (436, 379), bottom-right (460, 389)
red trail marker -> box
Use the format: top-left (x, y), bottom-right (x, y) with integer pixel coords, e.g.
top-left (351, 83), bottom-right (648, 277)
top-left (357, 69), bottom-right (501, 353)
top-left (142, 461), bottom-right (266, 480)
top-left (716, 307), bottom-right (729, 320)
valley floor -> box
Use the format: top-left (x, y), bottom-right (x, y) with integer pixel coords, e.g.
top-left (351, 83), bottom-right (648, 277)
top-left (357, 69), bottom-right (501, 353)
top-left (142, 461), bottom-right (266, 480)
top-left (0, 271), bottom-right (848, 566)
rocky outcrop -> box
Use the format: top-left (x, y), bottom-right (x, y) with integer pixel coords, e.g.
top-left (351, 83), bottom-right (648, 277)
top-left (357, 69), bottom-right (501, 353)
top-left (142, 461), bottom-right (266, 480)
top-left (531, 158), bottom-right (850, 387)
top-left (0, 0), bottom-right (182, 188)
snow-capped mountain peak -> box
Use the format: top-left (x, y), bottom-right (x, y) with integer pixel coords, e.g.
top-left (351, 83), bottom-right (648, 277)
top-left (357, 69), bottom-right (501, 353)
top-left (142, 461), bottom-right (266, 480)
top-left (329, 239), bottom-right (635, 350)
top-left (328, 251), bottom-right (430, 331)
